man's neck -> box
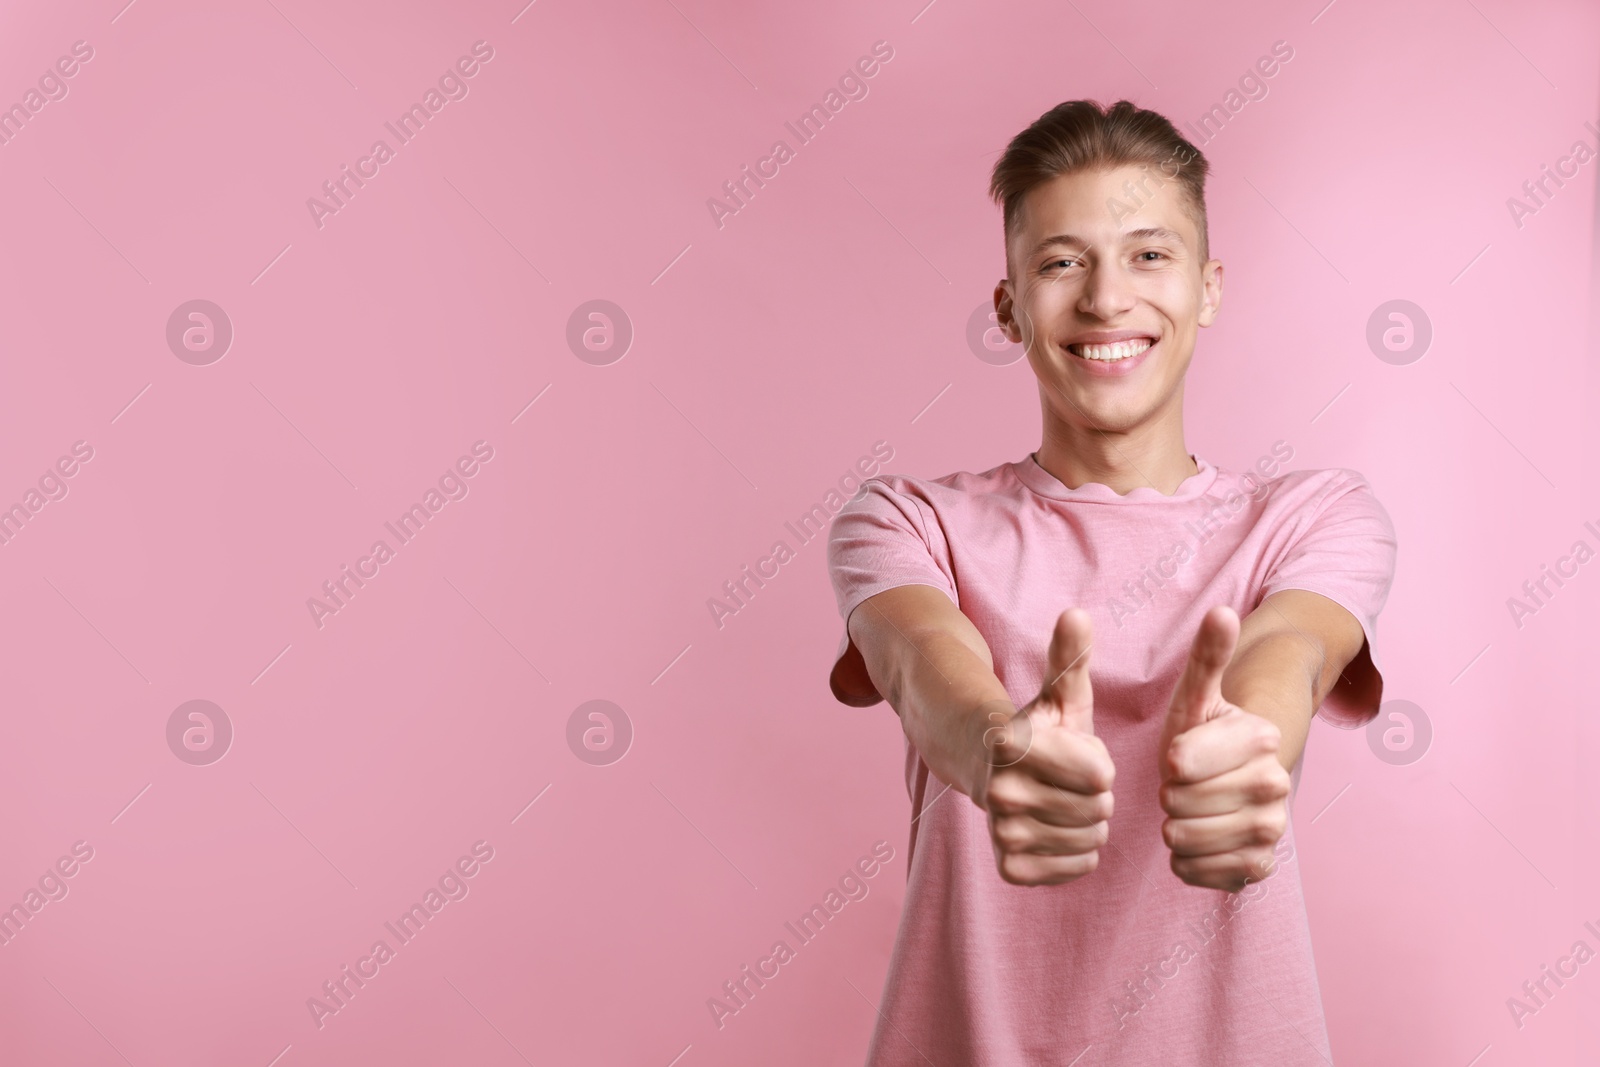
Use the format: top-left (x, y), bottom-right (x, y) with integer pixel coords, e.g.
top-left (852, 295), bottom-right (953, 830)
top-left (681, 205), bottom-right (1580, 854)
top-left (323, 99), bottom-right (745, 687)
top-left (1032, 422), bottom-right (1197, 497)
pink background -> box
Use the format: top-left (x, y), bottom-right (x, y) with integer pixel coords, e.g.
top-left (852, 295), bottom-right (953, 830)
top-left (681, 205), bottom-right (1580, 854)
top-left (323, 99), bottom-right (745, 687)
top-left (0, 0), bottom-right (1597, 1064)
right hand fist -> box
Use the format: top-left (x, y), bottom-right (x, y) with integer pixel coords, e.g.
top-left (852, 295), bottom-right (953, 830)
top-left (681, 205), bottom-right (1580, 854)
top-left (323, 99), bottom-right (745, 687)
top-left (977, 608), bottom-right (1115, 886)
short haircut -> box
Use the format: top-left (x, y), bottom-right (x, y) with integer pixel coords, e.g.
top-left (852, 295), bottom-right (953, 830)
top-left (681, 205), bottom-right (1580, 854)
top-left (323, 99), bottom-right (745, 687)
top-left (989, 99), bottom-right (1211, 275)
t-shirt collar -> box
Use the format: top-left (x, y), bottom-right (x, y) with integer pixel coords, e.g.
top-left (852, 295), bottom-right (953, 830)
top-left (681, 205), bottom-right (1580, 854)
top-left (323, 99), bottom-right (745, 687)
top-left (1013, 451), bottom-right (1219, 503)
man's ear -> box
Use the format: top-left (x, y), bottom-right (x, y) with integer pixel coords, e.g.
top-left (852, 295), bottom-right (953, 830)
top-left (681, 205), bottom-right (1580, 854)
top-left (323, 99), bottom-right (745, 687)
top-left (1197, 259), bottom-right (1224, 327)
top-left (994, 281), bottom-right (1023, 343)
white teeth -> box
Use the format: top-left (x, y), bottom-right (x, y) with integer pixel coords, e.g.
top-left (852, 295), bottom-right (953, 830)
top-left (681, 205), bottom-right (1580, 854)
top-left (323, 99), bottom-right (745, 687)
top-left (1072, 339), bottom-right (1153, 362)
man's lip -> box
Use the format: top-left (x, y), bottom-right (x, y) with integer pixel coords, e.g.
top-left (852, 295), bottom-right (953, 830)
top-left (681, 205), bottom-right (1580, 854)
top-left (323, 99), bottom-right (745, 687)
top-left (1065, 330), bottom-right (1158, 345)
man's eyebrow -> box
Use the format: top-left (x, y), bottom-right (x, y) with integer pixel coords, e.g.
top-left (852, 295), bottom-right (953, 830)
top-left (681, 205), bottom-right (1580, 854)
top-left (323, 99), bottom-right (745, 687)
top-left (1025, 234), bottom-right (1088, 259)
top-left (1025, 227), bottom-right (1186, 259)
top-left (1125, 227), bottom-right (1186, 245)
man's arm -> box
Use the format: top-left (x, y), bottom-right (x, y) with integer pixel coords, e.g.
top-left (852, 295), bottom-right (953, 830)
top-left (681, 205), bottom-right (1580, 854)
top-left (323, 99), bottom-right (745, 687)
top-left (840, 584), bottom-right (1009, 799)
top-left (1220, 588), bottom-right (1370, 772)
top-left (1158, 590), bottom-right (1372, 891)
top-left (843, 585), bottom-right (1115, 886)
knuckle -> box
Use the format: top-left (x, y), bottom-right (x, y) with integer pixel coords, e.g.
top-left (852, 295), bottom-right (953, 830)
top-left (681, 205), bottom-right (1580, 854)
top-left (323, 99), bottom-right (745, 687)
top-left (1164, 740), bottom-right (1188, 778)
top-left (985, 778), bottom-right (1026, 814)
top-left (992, 816), bottom-right (1029, 851)
top-left (1070, 791), bottom-right (1109, 824)
top-left (1248, 773), bottom-right (1283, 803)
top-left (1241, 848), bottom-right (1275, 880)
top-left (997, 853), bottom-right (1029, 885)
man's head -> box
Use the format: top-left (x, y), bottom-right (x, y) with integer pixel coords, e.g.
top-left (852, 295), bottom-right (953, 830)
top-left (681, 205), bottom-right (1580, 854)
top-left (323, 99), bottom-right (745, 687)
top-left (989, 100), bottom-right (1223, 439)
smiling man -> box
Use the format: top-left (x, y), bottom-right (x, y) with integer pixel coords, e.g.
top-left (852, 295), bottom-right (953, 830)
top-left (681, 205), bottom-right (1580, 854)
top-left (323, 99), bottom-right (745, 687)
top-left (825, 100), bottom-right (1398, 1064)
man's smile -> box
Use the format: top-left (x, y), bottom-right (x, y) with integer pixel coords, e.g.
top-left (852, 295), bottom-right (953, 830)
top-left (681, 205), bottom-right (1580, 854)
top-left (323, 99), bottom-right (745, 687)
top-left (1063, 330), bottom-right (1159, 372)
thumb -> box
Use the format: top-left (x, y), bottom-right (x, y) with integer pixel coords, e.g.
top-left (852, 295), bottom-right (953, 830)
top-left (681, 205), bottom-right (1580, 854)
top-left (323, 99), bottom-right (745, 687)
top-left (1035, 608), bottom-right (1094, 734)
top-left (1164, 604), bottom-right (1240, 738)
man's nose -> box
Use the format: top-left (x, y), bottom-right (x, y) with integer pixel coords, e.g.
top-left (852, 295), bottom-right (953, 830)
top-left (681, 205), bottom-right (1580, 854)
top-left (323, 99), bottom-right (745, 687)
top-left (1077, 261), bottom-right (1136, 319)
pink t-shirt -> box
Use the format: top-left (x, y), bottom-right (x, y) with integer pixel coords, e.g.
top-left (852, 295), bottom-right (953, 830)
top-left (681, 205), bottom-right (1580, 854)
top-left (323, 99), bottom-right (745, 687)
top-left (826, 450), bottom-right (1398, 1066)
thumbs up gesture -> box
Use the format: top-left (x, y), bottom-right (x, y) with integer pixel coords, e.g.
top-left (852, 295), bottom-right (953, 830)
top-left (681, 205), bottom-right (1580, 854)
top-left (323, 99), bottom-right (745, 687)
top-left (978, 608), bottom-right (1115, 887)
top-left (1157, 605), bottom-right (1292, 893)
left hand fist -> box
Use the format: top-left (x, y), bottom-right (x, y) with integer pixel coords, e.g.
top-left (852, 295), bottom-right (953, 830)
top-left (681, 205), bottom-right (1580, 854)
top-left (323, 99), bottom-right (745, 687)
top-left (1157, 604), bottom-right (1292, 893)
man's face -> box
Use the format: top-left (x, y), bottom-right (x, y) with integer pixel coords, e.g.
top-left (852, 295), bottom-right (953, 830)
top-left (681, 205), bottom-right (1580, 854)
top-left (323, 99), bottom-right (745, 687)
top-left (996, 164), bottom-right (1223, 437)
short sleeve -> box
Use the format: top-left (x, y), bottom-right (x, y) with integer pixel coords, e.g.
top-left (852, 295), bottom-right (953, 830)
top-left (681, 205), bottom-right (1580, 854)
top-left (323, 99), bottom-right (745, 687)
top-left (1260, 471), bottom-right (1398, 729)
top-left (825, 478), bottom-right (959, 701)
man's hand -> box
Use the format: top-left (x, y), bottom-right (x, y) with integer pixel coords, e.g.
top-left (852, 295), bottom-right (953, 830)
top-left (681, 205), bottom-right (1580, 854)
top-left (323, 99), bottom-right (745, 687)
top-left (1157, 604), bottom-right (1292, 893)
top-left (976, 608), bottom-right (1115, 887)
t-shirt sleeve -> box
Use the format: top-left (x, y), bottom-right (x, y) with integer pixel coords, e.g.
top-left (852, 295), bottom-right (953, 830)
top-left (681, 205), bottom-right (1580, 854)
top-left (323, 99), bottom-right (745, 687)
top-left (1259, 470), bottom-right (1398, 729)
top-left (825, 478), bottom-right (959, 700)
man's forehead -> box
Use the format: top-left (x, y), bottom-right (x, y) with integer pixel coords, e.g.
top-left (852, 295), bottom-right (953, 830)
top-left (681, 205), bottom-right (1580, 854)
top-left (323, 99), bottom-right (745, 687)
top-left (1017, 171), bottom-right (1196, 254)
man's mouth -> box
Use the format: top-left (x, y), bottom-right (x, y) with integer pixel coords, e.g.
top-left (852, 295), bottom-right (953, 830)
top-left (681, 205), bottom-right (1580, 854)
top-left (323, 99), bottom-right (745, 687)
top-left (1066, 338), bottom-right (1154, 363)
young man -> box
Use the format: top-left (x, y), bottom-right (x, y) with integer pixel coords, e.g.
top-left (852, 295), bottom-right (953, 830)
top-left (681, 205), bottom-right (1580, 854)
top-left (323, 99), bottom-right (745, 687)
top-left (825, 100), bottom-right (1397, 1064)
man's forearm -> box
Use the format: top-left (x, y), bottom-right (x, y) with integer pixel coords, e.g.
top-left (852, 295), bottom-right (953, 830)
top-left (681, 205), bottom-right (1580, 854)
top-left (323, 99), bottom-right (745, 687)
top-left (1220, 629), bottom-right (1320, 772)
top-left (857, 604), bottom-right (1012, 801)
